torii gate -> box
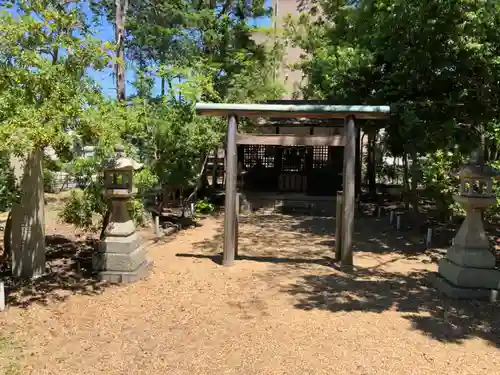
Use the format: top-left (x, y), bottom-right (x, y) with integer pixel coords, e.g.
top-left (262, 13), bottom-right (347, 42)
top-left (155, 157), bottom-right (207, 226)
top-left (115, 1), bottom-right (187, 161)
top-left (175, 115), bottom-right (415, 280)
top-left (195, 103), bottom-right (390, 267)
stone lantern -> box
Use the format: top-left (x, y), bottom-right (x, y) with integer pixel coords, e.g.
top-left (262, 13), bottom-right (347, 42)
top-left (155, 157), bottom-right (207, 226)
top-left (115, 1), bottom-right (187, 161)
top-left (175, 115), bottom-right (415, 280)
top-left (434, 148), bottom-right (500, 299)
top-left (92, 145), bottom-right (152, 283)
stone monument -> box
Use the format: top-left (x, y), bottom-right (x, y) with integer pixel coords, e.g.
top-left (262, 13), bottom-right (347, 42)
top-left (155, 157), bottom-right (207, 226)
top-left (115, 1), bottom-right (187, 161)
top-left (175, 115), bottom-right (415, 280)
top-left (434, 147), bottom-right (500, 299)
top-left (92, 145), bottom-right (153, 283)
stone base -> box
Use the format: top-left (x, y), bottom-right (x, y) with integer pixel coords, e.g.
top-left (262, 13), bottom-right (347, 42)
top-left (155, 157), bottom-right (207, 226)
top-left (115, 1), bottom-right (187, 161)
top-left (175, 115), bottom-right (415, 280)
top-left (93, 243), bottom-right (147, 272)
top-left (99, 232), bottom-right (142, 254)
top-left (97, 259), bottom-right (153, 284)
top-left (430, 272), bottom-right (495, 300)
top-left (438, 258), bottom-right (500, 289)
top-left (446, 245), bottom-right (496, 269)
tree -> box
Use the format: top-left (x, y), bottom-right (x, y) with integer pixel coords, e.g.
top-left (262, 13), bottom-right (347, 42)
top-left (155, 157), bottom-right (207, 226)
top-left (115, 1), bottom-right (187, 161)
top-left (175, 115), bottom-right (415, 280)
top-left (124, 67), bottom-right (223, 206)
top-left (131, 0), bottom-right (284, 196)
top-left (0, 0), bottom-right (123, 278)
top-left (288, 0), bottom-right (500, 213)
top-left (88, 0), bottom-right (284, 208)
top-left (115, 0), bottom-right (128, 101)
top-left (121, 0), bottom-right (284, 103)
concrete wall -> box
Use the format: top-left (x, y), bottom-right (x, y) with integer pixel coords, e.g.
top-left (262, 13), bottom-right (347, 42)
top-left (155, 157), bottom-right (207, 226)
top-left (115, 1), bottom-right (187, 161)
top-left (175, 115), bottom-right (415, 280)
top-left (273, 0), bottom-right (307, 99)
top-left (251, 0), bottom-right (309, 99)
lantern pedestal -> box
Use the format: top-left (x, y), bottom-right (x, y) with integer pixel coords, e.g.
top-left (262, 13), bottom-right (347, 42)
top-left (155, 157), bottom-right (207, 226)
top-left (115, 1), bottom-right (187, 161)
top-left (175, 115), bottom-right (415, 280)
top-left (434, 196), bottom-right (500, 299)
top-left (93, 199), bottom-right (152, 283)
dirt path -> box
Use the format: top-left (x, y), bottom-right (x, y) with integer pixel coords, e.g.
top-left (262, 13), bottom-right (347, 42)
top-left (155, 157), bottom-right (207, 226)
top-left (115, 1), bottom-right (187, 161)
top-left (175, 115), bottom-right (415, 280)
top-left (1, 213), bottom-right (499, 375)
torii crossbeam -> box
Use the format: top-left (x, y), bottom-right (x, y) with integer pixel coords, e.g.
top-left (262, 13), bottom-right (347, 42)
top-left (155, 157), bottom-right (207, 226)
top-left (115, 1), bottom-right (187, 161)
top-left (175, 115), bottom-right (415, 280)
top-left (195, 103), bottom-right (390, 267)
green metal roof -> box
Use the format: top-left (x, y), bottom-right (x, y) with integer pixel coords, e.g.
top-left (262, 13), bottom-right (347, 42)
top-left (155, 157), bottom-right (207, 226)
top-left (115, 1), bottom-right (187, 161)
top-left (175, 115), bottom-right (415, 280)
top-left (195, 103), bottom-right (390, 120)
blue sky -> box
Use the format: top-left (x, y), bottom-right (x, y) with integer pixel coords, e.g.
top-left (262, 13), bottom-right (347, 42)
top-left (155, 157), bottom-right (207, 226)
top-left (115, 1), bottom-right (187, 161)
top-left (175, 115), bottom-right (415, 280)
top-left (84, 11), bottom-right (117, 98)
top-left (85, 3), bottom-right (272, 99)
top-left (5, 0), bottom-right (272, 98)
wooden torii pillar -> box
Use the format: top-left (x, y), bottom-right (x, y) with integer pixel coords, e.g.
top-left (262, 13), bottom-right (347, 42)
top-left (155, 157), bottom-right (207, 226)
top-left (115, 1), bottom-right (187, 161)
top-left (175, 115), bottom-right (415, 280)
top-left (195, 103), bottom-right (390, 267)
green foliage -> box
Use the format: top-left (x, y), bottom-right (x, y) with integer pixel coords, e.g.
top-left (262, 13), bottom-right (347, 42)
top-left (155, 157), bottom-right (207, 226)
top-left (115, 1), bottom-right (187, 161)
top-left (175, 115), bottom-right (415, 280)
top-left (68, 155), bottom-right (101, 188)
top-left (125, 97), bottom-right (222, 192)
top-left (59, 189), bottom-right (96, 231)
top-left (0, 0), bottom-right (133, 249)
top-left (58, 152), bottom-right (110, 232)
top-left (42, 155), bottom-right (65, 192)
top-left (420, 150), bottom-right (464, 216)
top-left (43, 169), bottom-right (54, 193)
top-left (134, 168), bottom-right (159, 194)
top-left (128, 198), bottom-right (146, 227)
top-left (483, 159), bottom-right (500, 219)
top-left (43, 155), bottom-right (63, 172)
top-left (59, 184), bottom-right (146, 232)
top-left (59, 144), bottom-right (149, 231)
top-left (0, 154), bottom-right (18, 212)
top-left (87, 0), bottom-right (285, 213)
top-left (195, 198), bottom-right (215, 214)
top-left (0, 1), bottom-right (124, 155)
top-left (59, 147), bottom-right (105, 230)
top-left (0, 0), bottom-right (286, 238)
top-left (290, 0), bottom-right (500, 155)
top-left (118, 0), bottom-right (283, 102)
top-left (285, 0), bottom-right (500, 215)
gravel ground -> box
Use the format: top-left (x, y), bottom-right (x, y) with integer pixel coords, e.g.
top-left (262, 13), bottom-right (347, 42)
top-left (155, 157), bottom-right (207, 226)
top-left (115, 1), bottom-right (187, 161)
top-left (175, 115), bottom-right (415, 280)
top-left (1, 213), bottom-right (500, 375)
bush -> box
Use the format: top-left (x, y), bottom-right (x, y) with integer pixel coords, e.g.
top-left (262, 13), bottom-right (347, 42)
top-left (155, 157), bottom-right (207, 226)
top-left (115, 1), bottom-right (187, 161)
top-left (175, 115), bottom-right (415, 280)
top-left (128, 198), bottom-right (147, 227)
top-left (59, 189), bottom-right (96, 231)
top-left (60, 184), bottom-right (148, 233)
top-left (421, 150), bottom-right (464, 218)
top-left (43, 169), bottom-right (55, 193)
top-left (195, 198), bottom-right (215, 214)
top-left (0, 154), bottom-right (19, 211)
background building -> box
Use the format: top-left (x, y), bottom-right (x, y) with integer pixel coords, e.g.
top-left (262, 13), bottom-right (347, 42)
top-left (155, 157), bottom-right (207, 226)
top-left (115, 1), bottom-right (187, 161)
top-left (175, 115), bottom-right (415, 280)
top-left (252, 0), bottom-right (308, 99)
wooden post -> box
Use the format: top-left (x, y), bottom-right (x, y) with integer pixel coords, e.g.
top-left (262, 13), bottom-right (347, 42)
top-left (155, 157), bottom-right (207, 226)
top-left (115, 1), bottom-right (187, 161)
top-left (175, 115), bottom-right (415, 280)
top-left (153, 214), bottom-right (160, 235)
top-left (341, 115), bottom-right (356, 267)
top-left (426, 228), bottom-right (432, 247)
top-left (355, 126), bottom-right (361, 198)
top-left (0, 281), bottom-right (4, 311)
top-left (335, 191), bottom-right (343, 261)
top-left (367, 130), bottom-right (377, 196)
top-left (223, 115), bottom-right (238, 266)
top-left (235, 193), bottom-right (239, 258)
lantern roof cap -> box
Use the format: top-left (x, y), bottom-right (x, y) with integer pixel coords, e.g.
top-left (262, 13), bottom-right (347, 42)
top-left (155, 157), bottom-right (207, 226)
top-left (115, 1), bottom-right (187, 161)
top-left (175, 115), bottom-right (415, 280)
top-left (114, 144), bottom-right (125, 153)
top-left (457, 164), bottom-right (500, 178)
top-left (113, 156), bottom-right (143, 171)
top-left (104, 144), bottom-right (143, 171)
top-left (457, 148), bottom-right (500, 179)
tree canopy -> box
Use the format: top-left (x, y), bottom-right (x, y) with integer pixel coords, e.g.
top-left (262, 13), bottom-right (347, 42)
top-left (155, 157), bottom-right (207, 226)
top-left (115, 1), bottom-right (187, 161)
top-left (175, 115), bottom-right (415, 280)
top-left (0, 1), bottom-right (127, 154)
top-left (5, 0), bottom-right (500, 277)
top-left (288, 0), bottom-right (500, 155)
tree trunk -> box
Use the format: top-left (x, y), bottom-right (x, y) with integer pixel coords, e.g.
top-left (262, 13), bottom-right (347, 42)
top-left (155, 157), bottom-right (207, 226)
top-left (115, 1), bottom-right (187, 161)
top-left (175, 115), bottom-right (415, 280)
top-left (102, 0), bottom-right (128, 238)
top-left (115, 0), bottom-right (128, 101)
top-left (367, 129), bottom-right (377, 197)
top-left (402, 153), bottom-right (410, 210)
top-left (161, 187), bottom-right (171, 210)
top-left (409, 149), bottom-right (420, 214)
top-left (185, 154), bottom-right (209, 204)
top-left (161, 77), bottom-right (166, 97)
top-left (11, 150), bottom-right (45, 279)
